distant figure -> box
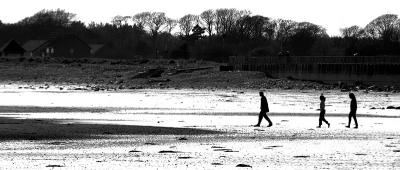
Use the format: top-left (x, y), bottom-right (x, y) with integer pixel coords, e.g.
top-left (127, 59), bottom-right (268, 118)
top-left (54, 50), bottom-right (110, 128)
top-left (346, 93), bottom-right (358, 128)
top-left (254, 92), bottom-right (272, 127)
top-left (317, 94), bottom-right (330, 128)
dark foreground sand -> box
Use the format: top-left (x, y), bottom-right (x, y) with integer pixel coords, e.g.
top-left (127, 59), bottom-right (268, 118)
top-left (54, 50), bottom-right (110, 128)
top-left (0, 88), bottom-right (399, 169)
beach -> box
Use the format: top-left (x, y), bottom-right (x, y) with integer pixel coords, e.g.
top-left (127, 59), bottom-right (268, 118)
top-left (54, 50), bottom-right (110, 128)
top-left (0, 87), bottom-right (400, 169)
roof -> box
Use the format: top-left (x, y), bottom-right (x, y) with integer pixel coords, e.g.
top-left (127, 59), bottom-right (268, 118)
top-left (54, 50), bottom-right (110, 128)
top-left (0, 40), bottom-right (26, 52)
top-left (22, 40), bottom-right (47, 52)
top-left (49, 34), bottom-right (91, 49)
top-left (89, 44), bottom-right (105, 53)
top-left (22, 34), bottom-right (91, 54)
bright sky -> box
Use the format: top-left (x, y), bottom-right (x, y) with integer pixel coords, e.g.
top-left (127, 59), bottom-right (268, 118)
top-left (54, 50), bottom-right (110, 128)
top-left (1, 0), bottom-right (399, 36)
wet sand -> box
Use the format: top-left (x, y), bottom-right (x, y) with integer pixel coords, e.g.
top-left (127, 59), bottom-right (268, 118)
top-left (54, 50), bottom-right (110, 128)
top-left (0, 88), bottom-right (400, 169)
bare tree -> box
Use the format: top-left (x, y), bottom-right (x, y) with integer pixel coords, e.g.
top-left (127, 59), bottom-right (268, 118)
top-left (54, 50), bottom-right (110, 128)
top-left (20, 9), bottom-right (76, 26)
top-left (179, 14), bottom-right (198, 37)
top-left (294, 22), bottom-right (328, 37)
top-left (200, 9), bottom-right (216, 36)
top-left (340, 25), bottom-right (363, 38)
top-left (215, 8), bottom-right (250, 35)
top-left (274, 19), bottom-right (297, 51)
top-left (165, 18), bottom-right (177, 34)
top-left (147, 12), bottom-right (167, 36)
top-left (111, 15), bottom-right (124, 27)
top-left (132, 12), bottom-right (151, 29)
top-left (122, 16), bottom-right (131, 25)
top-left (262, 17), bottom-right (276, 40)
top-left (365, 14), bottom-right (399, 41)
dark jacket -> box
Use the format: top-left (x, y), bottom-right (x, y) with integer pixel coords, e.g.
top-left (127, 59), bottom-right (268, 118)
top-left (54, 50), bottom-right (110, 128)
top-left (350, 98), bottom-right (357, 113)
top-left (261, 96), bottom-right (269, 112)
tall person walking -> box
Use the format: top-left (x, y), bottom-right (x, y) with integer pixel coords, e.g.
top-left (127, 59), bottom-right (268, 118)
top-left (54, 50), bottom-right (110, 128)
top-left (346, 93), bottom-right (358, 128)
top-left (254, 92), bottom-right (273, 127)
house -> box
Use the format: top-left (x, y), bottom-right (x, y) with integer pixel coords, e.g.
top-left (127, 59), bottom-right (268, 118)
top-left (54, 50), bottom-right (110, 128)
top-left (0, 40), bottom-right (26, 57)
top-left (89, 43), bottom-right (116, 58)
top-left (23, 34), bottom-right (91, 58)
top-left (89, 44), bottom-right (104, 57)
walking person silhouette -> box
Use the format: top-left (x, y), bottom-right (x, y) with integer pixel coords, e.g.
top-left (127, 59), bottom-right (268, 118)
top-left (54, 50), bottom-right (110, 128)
top-left (317, 94), bottom-right (330, 128)
top-left (346, 93), bottom-right (358, 128)
top-left (254, 92), bottom-right (272, 127)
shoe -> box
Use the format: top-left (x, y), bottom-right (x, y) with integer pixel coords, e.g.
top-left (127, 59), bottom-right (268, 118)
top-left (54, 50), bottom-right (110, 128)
top-left (354, 126), bottom-right (358, 129)
top-left (345, 126), bottom-right (350, 128)
top-left (316, 126), bottom-right (321, 128)
top-left (253, 125), bottom-right (260, 127)
top-left (328, 123), bottom-right (330, 128)
top-left (267, 124), bottom-right (272, 127)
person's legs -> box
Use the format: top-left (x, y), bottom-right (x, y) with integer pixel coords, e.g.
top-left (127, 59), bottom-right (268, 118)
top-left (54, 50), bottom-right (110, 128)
top-left (318, 110), bottom-right (325, 127)
top-left (321, 116), bottom-right (329, 124)
top-left (254, 111), bottom-right (265, 126)
top-left (346, 113), bottom-right (352, 128)
top-left (353, 114), bottom-right (358, 128)
top-left (263, 114), bottom-right (272, 127)
top-left (318, 116), bottom-right (322, 127)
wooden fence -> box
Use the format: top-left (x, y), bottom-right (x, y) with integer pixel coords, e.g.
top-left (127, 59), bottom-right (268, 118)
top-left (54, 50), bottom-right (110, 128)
top-left (229, 56), bottom-right (400, 84)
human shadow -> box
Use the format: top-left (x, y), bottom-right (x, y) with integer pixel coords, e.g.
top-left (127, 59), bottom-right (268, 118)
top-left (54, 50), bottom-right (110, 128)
top-left (0, 117), bottom-right (222, 140)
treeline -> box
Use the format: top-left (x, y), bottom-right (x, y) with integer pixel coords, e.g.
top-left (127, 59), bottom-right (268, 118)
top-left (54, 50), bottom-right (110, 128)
top-left (0, 9), bottom-right (400, 61)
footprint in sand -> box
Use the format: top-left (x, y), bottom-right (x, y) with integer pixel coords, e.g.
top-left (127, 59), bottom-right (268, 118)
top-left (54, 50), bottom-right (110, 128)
top-left (236, 164), bottom-right (252, 167)
top-left (384, 145), bottom-right (396, 148)
top-left (268, 145), bottom-right (283, 148)
top-left (224, 150), bottom-right (239, 153)
top-left (354, 153), bottom-right (367, 156)
top-left (213, 148), bottom-right (233, 152)
top-left (158, 150), bottom-right (181, 153)
top-left (254, 129), bottom-right (265, 131)
top-left (264, 145), bottom-right (283, 150)
top-left (144, 142), bottom-right (158, 145)
top-left (212, 163), bottom-right (223, 165)
top-left (46, 141), bottom-right (69, 145)
top-left (393, 150), bottom-right (400, 153)
top-left (46, 165), bottom-right (64, 167)
top-left (129, 150), bottom-right (142, 153)
top-left (211, 146), bottom-right (225, 149)
top-left (293, 155), bottom-right (310, 158)
top-left (177, 137), bottom-right (188, 141)
top-left (178, 156), bottom-right (193, 159)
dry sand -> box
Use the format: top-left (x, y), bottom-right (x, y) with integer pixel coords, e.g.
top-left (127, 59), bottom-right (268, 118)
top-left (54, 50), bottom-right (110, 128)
top-left (0, 86), bottom-right (400, 169)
